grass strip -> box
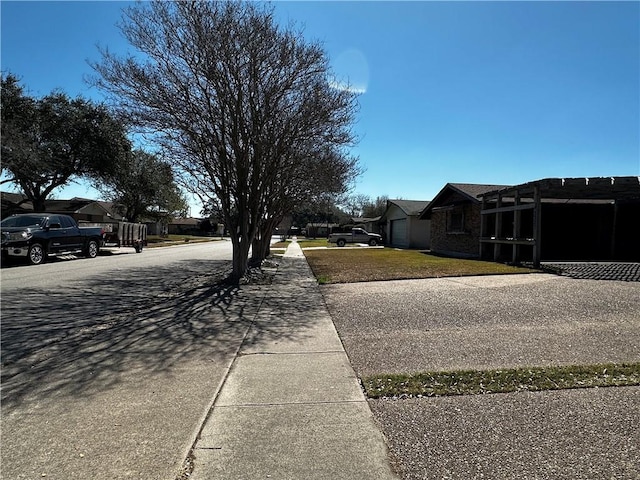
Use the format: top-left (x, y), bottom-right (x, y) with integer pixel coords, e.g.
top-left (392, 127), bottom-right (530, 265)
top-left (272, 238), bottom-right (332, 249)
top-left (146, 235), bottom-right (219, 246)
top-left (362, 363), bottom-right (640, 399)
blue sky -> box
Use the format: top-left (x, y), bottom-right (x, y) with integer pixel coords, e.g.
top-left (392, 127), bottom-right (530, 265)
top-left (2, 1), bottom-right (639, 214)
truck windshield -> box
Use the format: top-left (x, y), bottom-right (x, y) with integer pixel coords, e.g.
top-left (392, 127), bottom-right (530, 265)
top-left (1, 215), bottom-right (47, 228)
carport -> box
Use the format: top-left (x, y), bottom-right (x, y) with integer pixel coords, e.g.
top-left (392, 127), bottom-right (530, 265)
top-left (478, 176), bottom-right (640, 267)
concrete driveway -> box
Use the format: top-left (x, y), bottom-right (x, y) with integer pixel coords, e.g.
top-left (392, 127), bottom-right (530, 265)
top-left (321, 272), bottom-right (640, 479)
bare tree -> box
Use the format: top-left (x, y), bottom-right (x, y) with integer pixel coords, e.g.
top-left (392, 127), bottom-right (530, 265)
top-left (91, 1), bottom-right (360, 282)
top-left (342, 193), bottom-right (372, 218)
top-left (251, 143), bottom-right (360, 264)
top-left (363, 195), bottom-right (389, 218)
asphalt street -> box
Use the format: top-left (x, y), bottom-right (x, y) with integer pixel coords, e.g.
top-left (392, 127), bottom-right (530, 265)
top-left (1, 241), bottom-right (265, 479)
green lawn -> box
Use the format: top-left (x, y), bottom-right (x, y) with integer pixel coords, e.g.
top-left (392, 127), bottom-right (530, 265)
top-left (303, 247), bottom-right (538, 284)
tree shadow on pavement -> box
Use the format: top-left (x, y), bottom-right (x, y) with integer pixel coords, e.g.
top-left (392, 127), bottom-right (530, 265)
top-left (1, 259), bottom-right (300, 408)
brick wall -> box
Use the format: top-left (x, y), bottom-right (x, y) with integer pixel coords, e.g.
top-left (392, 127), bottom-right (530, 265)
top-left (430, 203), bottom-right (481, 258)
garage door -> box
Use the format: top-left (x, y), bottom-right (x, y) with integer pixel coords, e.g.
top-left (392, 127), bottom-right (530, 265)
top-left (391, 218), bottom-right (407, 247)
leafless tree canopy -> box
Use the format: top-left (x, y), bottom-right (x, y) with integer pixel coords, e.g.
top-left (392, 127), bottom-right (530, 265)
top-left (92, 0), bottom-right (360, 282)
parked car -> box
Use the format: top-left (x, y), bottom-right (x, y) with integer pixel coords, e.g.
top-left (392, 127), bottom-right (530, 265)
top-left (328, 228), bottom-right (382, 247)
top-left (1, 213), bottom-right (104, 265)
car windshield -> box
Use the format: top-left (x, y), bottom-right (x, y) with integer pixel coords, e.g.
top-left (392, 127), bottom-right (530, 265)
top-left (1, 215), bottom-right (47, 228)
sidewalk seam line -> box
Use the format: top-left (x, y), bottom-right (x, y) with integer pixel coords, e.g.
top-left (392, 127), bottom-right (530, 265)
top-left (214, 399), bottom-right (367, 408)
top-left (238, 350), bottom-right (346, 356)
top-left (177, 264), bottom-right (275, 479)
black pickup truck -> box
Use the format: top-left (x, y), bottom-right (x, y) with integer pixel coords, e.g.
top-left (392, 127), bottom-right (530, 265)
top-left (1, 213), bottom-right (104, 265)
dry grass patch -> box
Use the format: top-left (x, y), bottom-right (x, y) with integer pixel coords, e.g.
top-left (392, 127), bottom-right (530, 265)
top-left (146, 235), bottom-right (220, 247)
top-left (304, 247), bottom-right (537, 283)
top-left (363, 363), bottom-right (640, 399)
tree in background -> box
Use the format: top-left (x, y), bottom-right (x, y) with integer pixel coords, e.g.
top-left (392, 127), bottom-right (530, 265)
top-left (341, 193), bottom-right (389, 219)
top-left (92, 1), bottom-right (360, 283)
top-left (250, 143), bottom-right (360, 265)
top-left (291, 195), bottom-right (352, 235)
top-left (342, 193), bottom-right (372, 218)
top-left (1, 74), bottom-right (131, 212)
top-left (93, 149), bottom-right (188, 222)
top-left (362, 195), bottom-right (389, 218)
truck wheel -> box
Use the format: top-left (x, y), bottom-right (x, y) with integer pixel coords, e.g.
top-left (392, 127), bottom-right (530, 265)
top-left (337, 239), bottom-right (346, 247)
top-left (28, 243), bottom-right (46, 265)
top-left (368, 239), bottom-right (378, 246)
top-left (85, 240), bottom-right (99, 258)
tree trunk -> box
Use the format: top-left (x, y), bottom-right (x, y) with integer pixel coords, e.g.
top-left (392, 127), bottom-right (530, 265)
top-left (32, 196), bottom-right (47, 213)
top-left (250, 233), bottom-right (270, 265)
top-left (230, 236), bottom-right (251, 283)
top-left (250, 217), bottom-right (278, 265)
top-left (249, 236), bottom-right (262, 267)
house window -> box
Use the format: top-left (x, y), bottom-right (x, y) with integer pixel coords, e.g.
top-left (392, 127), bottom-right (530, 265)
top-left (447, 208), bottom-right (464, 233)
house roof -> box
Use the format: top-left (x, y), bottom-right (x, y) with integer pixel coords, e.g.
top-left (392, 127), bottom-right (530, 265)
top-left (447, 183), bottom-right (511, 200)
top-left (1, 191), bottom-right (33, 212)
top-left (351, 216), bottom-right (382, 223)
top-left (479, 176), bottom-right (640, 202)
top-left (2, 191), bottom-right (29, 203)
top-left (385, 199), bottom-right (431, 217)
top-left (420, 183), bottom-right (510, 219)
top-left (47, 197), bottom-right (125, 219)
top-left (45, 198), bottom-right (98, 213)
top-left (420, 177), bottom-right (640, 219)
top-left (1, 192), bottom-right (125, 219)
top-left (170, 217), bottom-right (200, 226)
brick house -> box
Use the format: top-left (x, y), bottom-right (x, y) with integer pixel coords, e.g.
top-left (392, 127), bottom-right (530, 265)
top-left (421, 177), bottom-right (640, 265)
top-left (419, 184), bottom-right (509, 258)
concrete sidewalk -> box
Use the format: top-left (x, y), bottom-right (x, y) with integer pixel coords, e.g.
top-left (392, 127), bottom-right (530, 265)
top-left (190, 240), bottom-right (399, 479)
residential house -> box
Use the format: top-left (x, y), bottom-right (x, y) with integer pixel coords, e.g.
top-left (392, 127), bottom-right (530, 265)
top-left (45, 197), bottom-right (124, 224)
top-left (305, 223), bottom-right (339, 238)
top-left (1, 192), bottom-right (33, 218)
top-left (167, 217), bottom-right (201, 235)
top-left (350, 217), bottom-right (383, 235)
top-left (380, 199), bottom-right (431, 249)
top-left (420, 184), bottom-right (508, 259)
top-left (421, 177), bottom-right (640, 265)
top-left (1, 193), bottom-right (123, 223)
top-left (478, 176), bottom-right (640, 265)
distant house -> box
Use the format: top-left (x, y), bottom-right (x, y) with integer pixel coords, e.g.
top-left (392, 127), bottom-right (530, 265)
top-left (46, 197), bottom-right (124, 223)
top-left (380, 199), bottom-right (431, 249)
top-left (1, 193), bottom-right (123, 223)
top-left (167, 217), bottom-right (201, 235)
top-left (420, 183), bottom-right (509, 259)
top-left (305, 223), bottom-right (339, 238)
top-left (1, 192), bottom-right (33, 218)
top-left (351, 216), bottom-right (382, 235)
top-left (421, 177), bottom-right (640, 265)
